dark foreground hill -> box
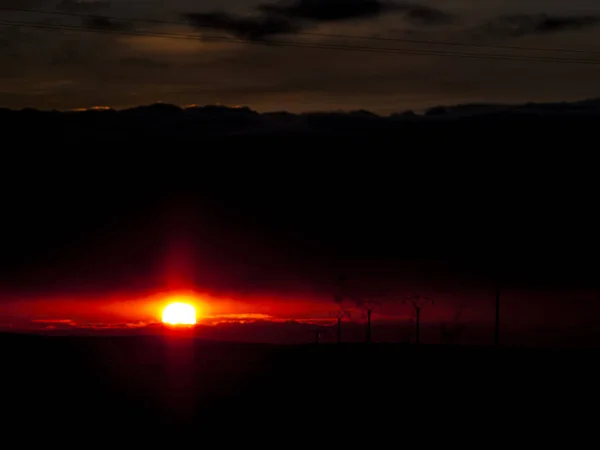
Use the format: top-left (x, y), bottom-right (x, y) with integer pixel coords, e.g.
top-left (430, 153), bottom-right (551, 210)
top-left (2, 333), bottom-right (598, 442)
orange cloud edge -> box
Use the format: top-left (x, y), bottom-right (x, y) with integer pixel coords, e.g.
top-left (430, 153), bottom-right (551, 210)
top-left (23, 314), bottom-right (341, 329)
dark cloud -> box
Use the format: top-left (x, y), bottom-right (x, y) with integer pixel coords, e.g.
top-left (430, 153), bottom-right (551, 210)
top-left (259, 0), bottom-right (453, 25)
top-left (184, 12), bottom-right (299, 40)
top-left (480, 13), bottom-right (600, 37)
top-left (184, 0), bottom-right (452, 40)
top-left (258, 0), bottom-right (389, 22)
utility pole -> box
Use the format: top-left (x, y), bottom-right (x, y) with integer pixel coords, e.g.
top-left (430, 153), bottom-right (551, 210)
top-left (404, 295), bottom-right (434, 345)
top-left (494, 288), bottom-right (500, 346)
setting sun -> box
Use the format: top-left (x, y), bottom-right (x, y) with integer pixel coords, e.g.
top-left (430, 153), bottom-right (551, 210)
top-left (162, 302), bottom-right (197, 325)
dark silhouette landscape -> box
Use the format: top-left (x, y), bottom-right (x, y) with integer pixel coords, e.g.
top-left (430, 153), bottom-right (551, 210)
top-left (5, 97), bottom-right (600, 140)
top-left (5, 332), bottom-right (596, 440)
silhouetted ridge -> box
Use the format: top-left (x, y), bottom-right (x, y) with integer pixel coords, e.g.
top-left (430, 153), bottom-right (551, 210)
top-left (3, 98), bottom-right (600, 139)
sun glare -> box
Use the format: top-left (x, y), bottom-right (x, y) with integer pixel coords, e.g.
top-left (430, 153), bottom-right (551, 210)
top-left (162, 302), bottom-right (197, 325)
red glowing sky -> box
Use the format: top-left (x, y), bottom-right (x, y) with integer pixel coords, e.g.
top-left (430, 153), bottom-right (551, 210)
top-left (0, 220), bottom-right (595, 340)
top-left (1, 186), bottom-right (599, 346)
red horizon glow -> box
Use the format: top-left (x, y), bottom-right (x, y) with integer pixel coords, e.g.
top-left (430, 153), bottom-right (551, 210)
top-left (0, 287), bottom-right (420, 331)
top-left (0, 230), bottom-right (456, 336)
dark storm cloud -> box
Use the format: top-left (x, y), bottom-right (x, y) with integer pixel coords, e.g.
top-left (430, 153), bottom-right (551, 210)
top-left (184, 11), bottom-right (299, 40)
top-left (257, 0), bottom-right (389, 22)
top-left (184, 0), bottom-right (453, 40)
top-left (480, 13), bottom-right (600, 37)
top-left (260, 0), bottom-right (453, 25)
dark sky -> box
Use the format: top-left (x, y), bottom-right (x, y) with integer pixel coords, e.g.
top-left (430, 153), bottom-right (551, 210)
top-left (2, 0), bottom-right (600, 112)
top-left (1, 159), bottom-right (595, 294)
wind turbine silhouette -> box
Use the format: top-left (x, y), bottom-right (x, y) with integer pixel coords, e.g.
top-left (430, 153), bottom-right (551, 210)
top-left (355, 298), bottom-right (380, 344)
top-left (404, 295), bottom-right (434, 345)
top-left (331, 308), bottom-right (351, 344)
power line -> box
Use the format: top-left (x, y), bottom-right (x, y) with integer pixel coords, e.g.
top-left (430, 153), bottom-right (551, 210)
top-left (3, 19), bottom-right (600, 67)
top-left (4, 7), bottom-right (600, 57)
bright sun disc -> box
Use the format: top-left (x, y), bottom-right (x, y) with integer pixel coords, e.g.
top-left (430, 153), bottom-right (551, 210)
top-left (162, 302), bottom-right (197, 325)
